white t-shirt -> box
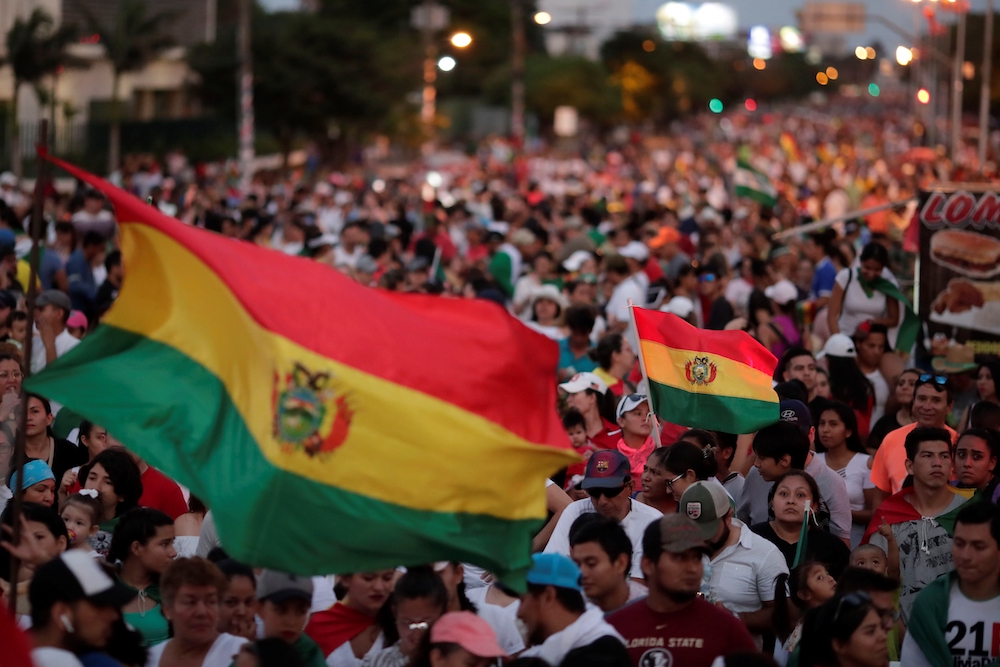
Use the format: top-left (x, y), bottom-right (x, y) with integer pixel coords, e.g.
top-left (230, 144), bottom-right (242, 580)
top-left (834, 267), bottom-right (899, 341)
top-left (31, 328), bottom-right (81, 374)
top-left (865, 368), bottom-right (891, 425)
top-left (708, 521), bottom-right (788, 614)
top-left (145, 633), bottom-right (247, 667)
top-left (465, 586), bottom-right (525, 654)
top-left (327, 633), bottom-right (384, 667)
top-left (815, 451), bottom-right (875, 547)
top-left (32, 648), bottom-right (84, 667)
top-left (606, 276), bottom-right (645, 326)
top-left (544, 498), bottom-right (663, 579)
top-left (900, 581), bottom-right (1000, 667)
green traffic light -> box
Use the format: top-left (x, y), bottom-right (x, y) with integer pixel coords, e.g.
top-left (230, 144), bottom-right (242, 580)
top-left (868, 83), bottom-right (880, 97)
top-left (709, 98), bottom-right (723, 113)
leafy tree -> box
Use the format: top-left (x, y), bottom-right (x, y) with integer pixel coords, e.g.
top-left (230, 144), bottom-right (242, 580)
top-left (2, 8), bottom-right (78, 176)
top-left (73, 0), bottom-right (176, 174)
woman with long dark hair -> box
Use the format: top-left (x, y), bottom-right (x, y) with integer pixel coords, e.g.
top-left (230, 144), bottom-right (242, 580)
top-left (828, 242), bottom-right (900, 342)
top-left (79, 446), bottom-right (143, 556)
top-left (799, 592), bottom-right (890, 667)
top-left (814, 400), bottom-right (874, 547)
top-left (959, 361), bottom-right (1000, 430)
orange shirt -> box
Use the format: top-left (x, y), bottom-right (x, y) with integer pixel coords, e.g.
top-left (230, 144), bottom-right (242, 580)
top-left (870, 422), bottom-right (958, 494)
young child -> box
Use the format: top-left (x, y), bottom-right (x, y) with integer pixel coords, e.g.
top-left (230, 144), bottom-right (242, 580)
top-left (257, 570), bottom-right (326, 667)
top-left (562, 409), bottom-right (598, 500)
top-left (850, 519), bottom-right (900, 581)
top-left (774, 562), bottom-right (838, 656)
top-left (59, 489), bottom-right (104, 557)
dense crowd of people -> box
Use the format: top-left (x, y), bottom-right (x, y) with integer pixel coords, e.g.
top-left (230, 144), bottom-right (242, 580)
top-left (1, 101), bottom-right (999, 667)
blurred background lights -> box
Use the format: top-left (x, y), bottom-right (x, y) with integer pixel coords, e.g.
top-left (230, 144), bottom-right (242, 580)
top-left (533, 11), bottom-right (551, 25)
top-left (826, 66), bottom-right (838, 80)
top-left (437, 56), bottom-right (456, 71)
top-left (916, 88), bottom-right (931, 104)
top-left (868, 83), bottom-right (880, 97)
top-left (709, 98), bottom-right (724, 113)
top-left (896, 46), bottom-right (913, 66)
top-left (855, 46), bottom-right (868, 60)
top-left (744, 98), bottom-right (757, 111)
top-left (816, 72), bottom-right (829, 85)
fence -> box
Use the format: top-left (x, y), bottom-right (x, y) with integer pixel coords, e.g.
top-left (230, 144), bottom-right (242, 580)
top-left (0, 118), bottom-right (237, 175)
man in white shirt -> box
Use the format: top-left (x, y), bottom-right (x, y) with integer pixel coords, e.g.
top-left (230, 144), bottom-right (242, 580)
top-left (32, 290), bottom-right (81, 374)
top-left (901, 500), bottom-right (1000, 667)
top-left (29, 551), bottom-right (136, 667)
top-left (545, 450), bottom-right (662, 580)
top-left (681, 481), bottom-right (788, 641)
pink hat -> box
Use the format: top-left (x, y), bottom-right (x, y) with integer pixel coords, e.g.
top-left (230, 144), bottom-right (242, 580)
top-left (66, 310), bottom-right (88, 329)
top-left (430, 611), bottom-right (507, 658)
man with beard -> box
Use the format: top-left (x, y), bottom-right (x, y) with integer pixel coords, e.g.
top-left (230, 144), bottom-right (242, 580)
top-left (608, 515), bottom-right (755, 667)
top-left (680, 482), bottom-right (787, 642)
top-left (28, 551), bottom-right (136, 667)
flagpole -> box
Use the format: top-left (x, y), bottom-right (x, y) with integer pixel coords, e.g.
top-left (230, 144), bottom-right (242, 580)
top-left (628, 300), bottom-right (662, 449)
top-left (7, 120), bottom-right (48, 615)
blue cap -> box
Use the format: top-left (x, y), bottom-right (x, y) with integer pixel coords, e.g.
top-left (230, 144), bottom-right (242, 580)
top-left (525, 553), bottom-right (582, 591)
top-left (9, 459), bottom-right (55, 492)
top-left (779, 399), bottom-right (812, 435)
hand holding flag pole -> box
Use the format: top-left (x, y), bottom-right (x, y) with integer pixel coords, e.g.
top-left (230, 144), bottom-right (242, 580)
top-left (628, 300), bottom-right (663, 449)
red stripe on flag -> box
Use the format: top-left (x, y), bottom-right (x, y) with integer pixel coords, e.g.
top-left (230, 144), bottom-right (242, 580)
top-left (633, 308), bottom-right (778, 375)
top-left (44, 154), bottom-right (568, 450)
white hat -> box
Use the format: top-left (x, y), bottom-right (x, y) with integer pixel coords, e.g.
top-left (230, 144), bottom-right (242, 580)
top-left (559, 372), bottom-right (608, 395)
top-left (616, 393), bottom-right (648, 420)
top-left (764, 279), bottom-right (799, 306)
top-left (0, 172), bottom-right (16, 187)
top-left (562, 250), bottom-right (594, 273)
top-left (618, 240), bottom-right (649, 262)
top-left (530, 284), bottom-right (567, 310)
top-left (817, 333), bottom-right (857, 359)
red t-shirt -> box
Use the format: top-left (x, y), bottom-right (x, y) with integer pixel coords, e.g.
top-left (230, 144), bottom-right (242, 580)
top-left (139, 467), bottom-right (188, 520)
top-left (607, 598), bottom-right (756, 667)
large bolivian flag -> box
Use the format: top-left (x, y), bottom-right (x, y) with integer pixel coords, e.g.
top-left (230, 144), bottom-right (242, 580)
top-left (27, 155), bottom-right (578, 586)
top-left (633, 308), bottom-right (779, 434)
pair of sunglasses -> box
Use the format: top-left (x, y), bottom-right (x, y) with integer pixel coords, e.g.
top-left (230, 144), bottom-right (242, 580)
top-left (917, 374), bottom-right (948, 389)
top-left (587, 485), bottom-right (626, 499)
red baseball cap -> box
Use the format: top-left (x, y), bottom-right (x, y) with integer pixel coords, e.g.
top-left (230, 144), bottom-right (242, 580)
top-left (430, 611), bottom-right (507, 658)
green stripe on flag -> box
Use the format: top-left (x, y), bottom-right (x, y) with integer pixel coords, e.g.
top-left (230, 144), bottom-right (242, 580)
top-left (648, 379), bottom-right (779, 434)
top-left (25, 325), bottom-right (541, 587)
top-left (734, 161), bottom-right (778, 206)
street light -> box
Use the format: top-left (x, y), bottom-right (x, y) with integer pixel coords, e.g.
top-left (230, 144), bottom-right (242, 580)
top-left (438, 56), bottom-right (456, 71)
top-left (534, 11), bottom-right (551, 25)
top-left (896, 46), bottom-right (913, 66)
top-left (855, 46), bottom-right (868, 60)
top-left (451, 32), bottom-right (472, 48)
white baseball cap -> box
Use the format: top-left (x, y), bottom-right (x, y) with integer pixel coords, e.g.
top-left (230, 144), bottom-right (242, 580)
top-left (817, 333), bottom-right (857, 359)
top-left (559, 372), bottom-right (608, 395)
top-left (617, 240), bottom-right (649, 262)
top-left (764, 279), bottom-right (799, 306)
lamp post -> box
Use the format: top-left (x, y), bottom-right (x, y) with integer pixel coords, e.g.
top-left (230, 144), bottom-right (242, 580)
top-left (950, 6), bottom-right (967, 162)
top-left (511, 0), bottom-right (526, 146)
top-left (979, 0), bottom-right (994, 165)
top-left (411, 1), bottom-right (450, 144)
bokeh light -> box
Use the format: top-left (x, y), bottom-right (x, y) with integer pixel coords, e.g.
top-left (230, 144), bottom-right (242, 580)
top-left (855, 46), bottom-right (868, 60)
top-left (816, 72), bottom-right (829, 85)
top-left (752, 58), bottom-right (766, 70)
top-left (533, 11), bottom-right (551, 25)
top-left (868, 83), bottom-right (880, 97)
top-left (916, 88), bottom-right (931, 104)
top-left (450, 32), bottom-right (472, 48)
top-left (826, 66), bottom-right (839, 80)
top-left (437, 56), bottom-right (456, 71)
top-left (744, 98), bottom-right (757, 111)
top-left (709, 98), bottom-right (724, 113)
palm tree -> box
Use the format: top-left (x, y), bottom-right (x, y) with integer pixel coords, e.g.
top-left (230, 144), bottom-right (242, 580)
top-left (76, 0), bottom-right (175, 175)
top-left (2, 9), bottom-right (78, 177)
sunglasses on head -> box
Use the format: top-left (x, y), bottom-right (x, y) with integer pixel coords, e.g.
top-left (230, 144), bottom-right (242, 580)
top-left (918, 374), bottom-right (948, 388)
top-left (587, 485), bottom-right (626, 499)
top-left (832, 591), bottom-right (872, 625)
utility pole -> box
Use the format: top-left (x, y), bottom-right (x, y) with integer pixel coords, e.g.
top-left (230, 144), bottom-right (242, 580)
top-left (510, 0), bottom-right (526, 147)
top-left (950, 8), bottom-right (967, 162)
top-left (979, 0), bottom-right (994, 166)
top-left (237, 0), bottom-right (254, 192)
top-left (411, 1), bottom-right (449, 149)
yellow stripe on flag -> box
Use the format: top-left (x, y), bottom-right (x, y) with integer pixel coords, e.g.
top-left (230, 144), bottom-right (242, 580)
top-left (104, 224), bottom-right (576, 521)
top-left (639, 340), bottom-right (778, 402)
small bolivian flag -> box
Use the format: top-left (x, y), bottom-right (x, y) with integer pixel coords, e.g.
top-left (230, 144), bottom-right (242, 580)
top-left (27, 155), bottom-right (578, 587)
top-left (633, 308), bottom-right (779, 434)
